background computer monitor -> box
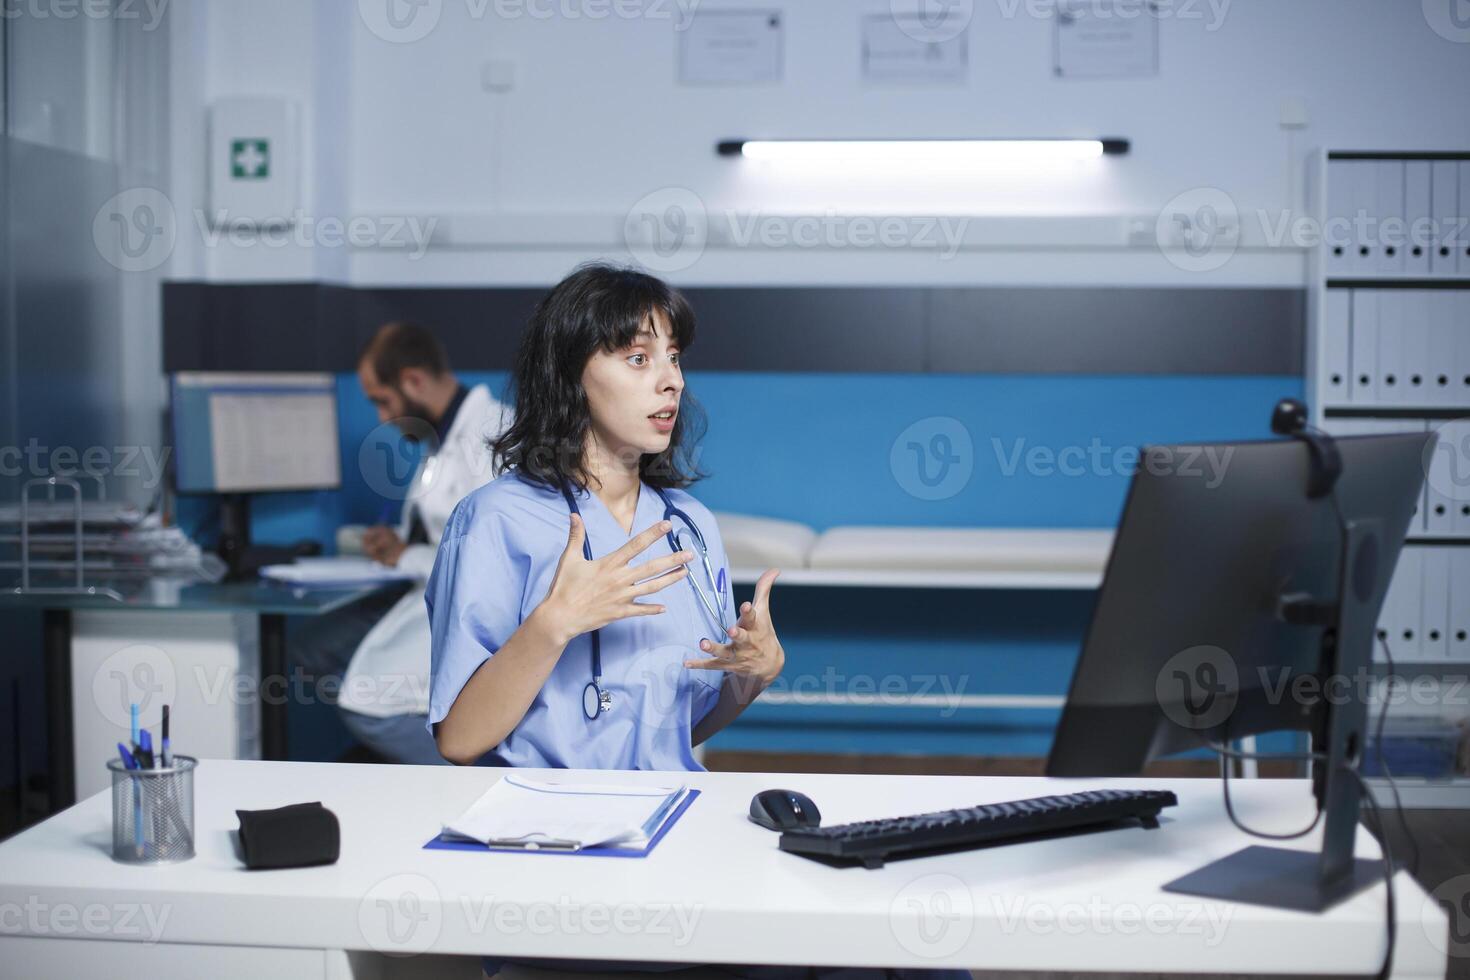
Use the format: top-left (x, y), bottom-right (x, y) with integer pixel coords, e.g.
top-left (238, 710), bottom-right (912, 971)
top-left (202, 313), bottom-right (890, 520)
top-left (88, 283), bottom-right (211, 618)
top-left (1047, 431), bottom-right (1429, 778)
top-left (171, 372), bottom-right (341, 494)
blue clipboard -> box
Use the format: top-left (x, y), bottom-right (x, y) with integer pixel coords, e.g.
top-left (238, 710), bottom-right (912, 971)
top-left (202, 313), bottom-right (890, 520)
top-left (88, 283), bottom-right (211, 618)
top-left (423, 789), bottom-right (700, 859)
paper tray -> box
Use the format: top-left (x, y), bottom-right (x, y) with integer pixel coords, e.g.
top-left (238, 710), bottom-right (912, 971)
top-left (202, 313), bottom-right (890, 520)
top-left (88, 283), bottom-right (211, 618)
top-left (422, 789), bottom-right (700, 859)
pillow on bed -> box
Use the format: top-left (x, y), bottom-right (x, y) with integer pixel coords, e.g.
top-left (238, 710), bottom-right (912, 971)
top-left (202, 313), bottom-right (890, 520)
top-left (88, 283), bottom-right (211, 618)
top-left (710, 512), bottom-right (818, 570)
top-left (807, 527), bottom-right (1113, 573)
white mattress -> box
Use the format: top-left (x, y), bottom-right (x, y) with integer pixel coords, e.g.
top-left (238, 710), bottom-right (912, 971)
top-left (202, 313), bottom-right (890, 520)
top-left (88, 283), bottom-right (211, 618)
top-left (713, 512), bottom-right (1113, 576)
top-left (711, 512), bottom-right (819, 570)
top-left (808, 526), bottom-right (1113, 573)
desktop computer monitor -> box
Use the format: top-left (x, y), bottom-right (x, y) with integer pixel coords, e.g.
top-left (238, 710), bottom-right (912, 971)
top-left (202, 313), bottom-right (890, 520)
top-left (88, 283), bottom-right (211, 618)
top-left (171, 372), bottom-right (341, 494)
top-left (171, 372), bottom-right (342, 576)
top-left (1046, 429), bottom-right (1430, 911)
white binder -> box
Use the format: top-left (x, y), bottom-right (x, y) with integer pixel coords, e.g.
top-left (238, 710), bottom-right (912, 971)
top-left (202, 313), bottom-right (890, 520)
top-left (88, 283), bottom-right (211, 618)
top-left (1460, 161), bottom-right (1470, 277)
top-left (1376, 545), bottom-right (1406, 661)
top-left (1375, 290), bottom-right (1406, 403)
top-left (1387, 547), bottom-right (1423, 661)
top-left (1325, 159), bottom-right (1355, 278)
top-left (1450, 549), bottom-right (1470, 664)
top-left (1425, 291), bottom-right (1457, 406)
top-left (1350, 161), bottom-right (1379, 278)
top-left (1375, 161), bottom-right (1405, 277)
top-left (1404, 161), bottom-right (1433, 278)
top-left (1350, 290), bottom-right (1379, 404)
top-left (1423, 423), bottom-right (1457, 536)
top-left (1430, 161), bottom-right (1459, 277)
top-left (1419, 547), bottom-right (1450, 660)
top-left (1458, 292), bottom-right (1470, 404)
top-left (1320, 289), bottom-right (1352, 406)
top-left (1441, 419), bottom-right (1470, 536)
top-left (1399, 290), bottom-right (1431, 404)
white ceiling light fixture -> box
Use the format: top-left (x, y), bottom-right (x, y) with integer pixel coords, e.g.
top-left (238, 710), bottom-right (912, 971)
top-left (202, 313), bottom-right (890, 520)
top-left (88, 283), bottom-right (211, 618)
top-left (717, 138), bottom-right (1129, 169)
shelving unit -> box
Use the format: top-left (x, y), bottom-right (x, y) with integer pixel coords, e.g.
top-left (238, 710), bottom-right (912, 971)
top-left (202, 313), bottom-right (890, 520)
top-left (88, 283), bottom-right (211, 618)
top-left (1307, 149), bottom-right (1470, 808)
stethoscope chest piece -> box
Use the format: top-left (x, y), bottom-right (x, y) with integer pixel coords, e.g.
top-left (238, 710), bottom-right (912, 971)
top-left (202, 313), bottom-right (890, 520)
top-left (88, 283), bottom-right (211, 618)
top-left (583, 681), bottom-right (611, 721)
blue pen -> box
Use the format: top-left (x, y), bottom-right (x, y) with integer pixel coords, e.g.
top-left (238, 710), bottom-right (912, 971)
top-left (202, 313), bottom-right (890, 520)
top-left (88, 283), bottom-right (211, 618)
top-left (140, 729), bottom-right (155, 769)
top-left (130, 703), bottom-right (139, 748)
top-left (116, 743), bottom-right (138, 770)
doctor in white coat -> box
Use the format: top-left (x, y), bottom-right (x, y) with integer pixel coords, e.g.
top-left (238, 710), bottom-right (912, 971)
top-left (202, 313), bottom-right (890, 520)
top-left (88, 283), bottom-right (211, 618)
top-left (293, 321), bottom-right (510, 764)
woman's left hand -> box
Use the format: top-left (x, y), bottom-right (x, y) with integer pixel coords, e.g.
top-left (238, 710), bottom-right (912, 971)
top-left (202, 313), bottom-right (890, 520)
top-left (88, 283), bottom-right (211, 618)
top-left (684, 568), bottom-right (784, 690)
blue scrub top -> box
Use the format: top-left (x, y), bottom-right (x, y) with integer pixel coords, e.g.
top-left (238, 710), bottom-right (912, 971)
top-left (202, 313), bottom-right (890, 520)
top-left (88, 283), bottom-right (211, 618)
top-left (425, 469), bottom-right (733, 770)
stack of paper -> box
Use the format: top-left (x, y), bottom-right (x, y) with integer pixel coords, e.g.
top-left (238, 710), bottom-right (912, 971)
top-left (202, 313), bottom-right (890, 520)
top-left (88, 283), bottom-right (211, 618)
top-left (442, 775), bottom-right (687, 852)
top-left (259, 557), bottom-right (416, 587)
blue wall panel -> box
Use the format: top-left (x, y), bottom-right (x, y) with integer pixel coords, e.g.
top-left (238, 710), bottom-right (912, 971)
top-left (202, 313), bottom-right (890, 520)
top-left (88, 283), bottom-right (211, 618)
top-left (188, 370), bottom-right (1302, 759)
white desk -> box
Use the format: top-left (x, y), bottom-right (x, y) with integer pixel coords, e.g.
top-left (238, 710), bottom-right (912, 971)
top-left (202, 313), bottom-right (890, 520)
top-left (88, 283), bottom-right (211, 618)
top-left (0, 761), bottom-right (1449, 979)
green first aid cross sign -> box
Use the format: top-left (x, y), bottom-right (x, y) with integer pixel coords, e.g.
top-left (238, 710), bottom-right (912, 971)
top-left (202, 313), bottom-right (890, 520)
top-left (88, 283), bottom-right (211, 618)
top-left (231, 139), bottom-right (270, 179)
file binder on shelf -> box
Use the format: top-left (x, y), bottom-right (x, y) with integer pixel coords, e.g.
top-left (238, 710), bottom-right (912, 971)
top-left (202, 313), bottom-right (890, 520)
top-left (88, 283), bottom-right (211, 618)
top-left (1350, 290), bottom-right (1379, 404)
top-left (1426, 292), bottom-right (1457, 407)
top-left (1376, 290), bottom-right (1406, 404)
top-left (1380, 547), bottom-right (1423, 662)
top-left (1375, 160), bottom-right (1405, 277)
top-left (1440, 419), bottom-right (1470, 536)
top-left (1459, 292), bottom-right (1470, 403)
top-left (1450, 550), bottom-right (1470, 665)
top-left (1319, 289), bottom-right (1351, 406)
top-left (1459, 162), bottom-right (1470, 278)
top-left (1350, 160), bottom-right (1378, 278)
top-left (1430, 161), bottom-right (1459, 278)
top-left (1405, 161), bottom-right (1433, 278)
top-left (1420, 548), bottom-right (1450, 661)
top-left (1325, 160), bottom-right (1354, 278)
top-left (1424, 422), bottom-right (1458, 537)
top-left (1399, 290), bottom-right (1430, 403)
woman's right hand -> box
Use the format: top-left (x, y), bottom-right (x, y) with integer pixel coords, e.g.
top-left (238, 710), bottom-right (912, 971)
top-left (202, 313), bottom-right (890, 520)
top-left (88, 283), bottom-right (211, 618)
top-left (534, 515), bottom-right (693, 645)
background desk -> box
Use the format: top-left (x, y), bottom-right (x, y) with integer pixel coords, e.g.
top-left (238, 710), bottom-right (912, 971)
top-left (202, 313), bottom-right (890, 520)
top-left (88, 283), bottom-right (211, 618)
top-left (1, 583), bottom-right (393, 812)
top-left (0, 761), bottom-right (1450, 979)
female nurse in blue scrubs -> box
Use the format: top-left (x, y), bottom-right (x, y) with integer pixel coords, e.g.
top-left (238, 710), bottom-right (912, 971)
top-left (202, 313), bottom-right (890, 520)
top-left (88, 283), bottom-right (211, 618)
top-left (426, 264), bottom-right (968, 980)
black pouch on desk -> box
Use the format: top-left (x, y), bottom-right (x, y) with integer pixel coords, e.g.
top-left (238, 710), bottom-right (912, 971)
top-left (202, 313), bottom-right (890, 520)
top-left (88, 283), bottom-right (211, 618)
top-left (236, 801), bottom-right (340, 869)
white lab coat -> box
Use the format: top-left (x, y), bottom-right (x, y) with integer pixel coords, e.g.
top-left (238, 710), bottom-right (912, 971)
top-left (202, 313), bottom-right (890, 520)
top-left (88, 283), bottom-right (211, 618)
top-left (340, 383), bottom-right (510, 717)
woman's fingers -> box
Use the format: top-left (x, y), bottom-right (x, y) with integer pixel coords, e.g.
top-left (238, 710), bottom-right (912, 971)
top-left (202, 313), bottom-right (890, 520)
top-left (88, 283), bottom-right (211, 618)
top-left (686, 640), bottom-right (734, 667)
top-left (627, 565), bottom-right (688, 597)
top-left (626, 550), bottom-right (694, 583)
top-left (751, 568), bottom-right (780, 612)
top-left (619, 601), bottom-right (667, 618)
top-left (557, 514), bottom-right (586, 566)
top-left (606, 520), bottom-right (671, 566)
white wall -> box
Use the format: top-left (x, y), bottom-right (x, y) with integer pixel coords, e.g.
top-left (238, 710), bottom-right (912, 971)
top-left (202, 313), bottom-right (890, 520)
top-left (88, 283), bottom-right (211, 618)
top-left (170, 0), bottom-right (1470, 287)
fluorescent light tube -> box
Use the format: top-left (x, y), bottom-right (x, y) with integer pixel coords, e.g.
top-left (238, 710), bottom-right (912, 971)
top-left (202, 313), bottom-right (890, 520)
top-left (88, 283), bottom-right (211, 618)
top-left (718, 139), bottom-right (1128, 167)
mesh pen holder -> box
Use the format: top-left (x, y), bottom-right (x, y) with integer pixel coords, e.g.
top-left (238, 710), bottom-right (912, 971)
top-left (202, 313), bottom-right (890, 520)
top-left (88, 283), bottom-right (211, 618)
top-left (108, 755), bottom-right (197, 864)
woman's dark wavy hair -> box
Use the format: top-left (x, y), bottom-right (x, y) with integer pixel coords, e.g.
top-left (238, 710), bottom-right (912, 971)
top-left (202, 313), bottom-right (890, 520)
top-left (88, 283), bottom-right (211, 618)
top-left (492, 263), bottom-right (707, 492)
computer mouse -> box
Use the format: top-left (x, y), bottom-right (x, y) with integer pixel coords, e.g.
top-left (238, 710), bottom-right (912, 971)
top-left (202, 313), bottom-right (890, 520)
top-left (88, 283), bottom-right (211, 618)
top-left (748, 789), bottom-right (822, 831)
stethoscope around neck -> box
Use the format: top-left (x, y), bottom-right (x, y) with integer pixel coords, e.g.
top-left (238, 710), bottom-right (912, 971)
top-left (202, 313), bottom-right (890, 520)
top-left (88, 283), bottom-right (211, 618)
top-left (558, 481), bottom-right (730, 721)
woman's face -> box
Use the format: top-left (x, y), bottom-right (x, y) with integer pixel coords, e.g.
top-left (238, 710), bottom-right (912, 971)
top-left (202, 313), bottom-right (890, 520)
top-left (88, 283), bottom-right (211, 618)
top-left (581, 310), bottom-right (684, 463)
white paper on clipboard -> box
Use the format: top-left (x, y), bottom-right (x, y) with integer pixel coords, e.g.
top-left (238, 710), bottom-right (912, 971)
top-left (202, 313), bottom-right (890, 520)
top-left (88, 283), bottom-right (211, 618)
top-left (1053, 0), bottom-right (1159, 79)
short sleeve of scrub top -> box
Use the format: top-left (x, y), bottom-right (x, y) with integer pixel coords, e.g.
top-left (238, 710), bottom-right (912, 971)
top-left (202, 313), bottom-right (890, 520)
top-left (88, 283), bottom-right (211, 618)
top-left (424, 470), bottom-right (736, 771)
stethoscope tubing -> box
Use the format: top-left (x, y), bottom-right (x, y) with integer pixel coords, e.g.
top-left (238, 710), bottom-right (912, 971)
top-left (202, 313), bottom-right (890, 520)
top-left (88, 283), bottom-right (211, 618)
top-left (558, 481), bottom-right (728, 720)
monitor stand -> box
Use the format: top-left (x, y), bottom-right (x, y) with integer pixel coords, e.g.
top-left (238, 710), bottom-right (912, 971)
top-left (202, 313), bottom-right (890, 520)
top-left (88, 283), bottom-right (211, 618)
top-left (1162, 518), bottom-right (1385, 913)
top-left (217, 493), bottom-right (312, 581)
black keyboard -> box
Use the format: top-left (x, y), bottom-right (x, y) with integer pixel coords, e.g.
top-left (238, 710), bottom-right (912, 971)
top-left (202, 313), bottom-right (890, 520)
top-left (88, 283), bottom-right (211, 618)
top-left (778, 789), bottom-right (1178, 869)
